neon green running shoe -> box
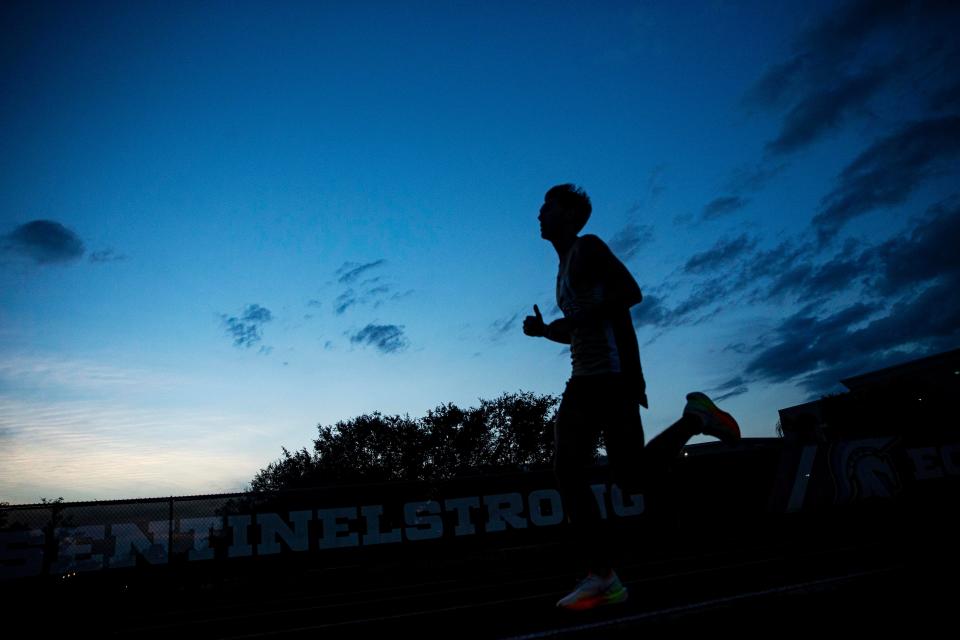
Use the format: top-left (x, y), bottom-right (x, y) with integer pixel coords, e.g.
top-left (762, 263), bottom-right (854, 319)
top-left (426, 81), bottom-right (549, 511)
top-left (684, 392), bottom-right (741, 443)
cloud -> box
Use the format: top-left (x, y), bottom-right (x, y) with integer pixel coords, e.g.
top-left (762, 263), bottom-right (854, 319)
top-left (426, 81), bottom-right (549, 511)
top-left (764, 67), bottom-right (889, 156)
top-left (738, 240), bottom-right (817, 292)
top-left (331, 262), bottom-right (411, 315)
top-left (702, 196), bottom-right (748, 220)
top-left (929, 81), bottom-right (960, 112)
top-left (490, 313), bottom-right (519, 340)
top-left (334, 282), bottom-right (407, 314)
top-left (350, 324), bottom-right (409, 354)
top-left (608, 223), bottom-right (654, 261)
top-left (646, 164), bottom-right (667, 202)
top-left (638, 223), bottom-right (881, 338)
top-left (704, 164), bottom-right (785, 224)
top-left (742, 274), bottom-right (960, 394)
top-left (867, 199), bottom-right (960, 295)
top-left (743, 302), bottom-right (882, 384)
top-left (632, 237), bottom-right (783, 333)
top-left (0, 397), bottom-right (268, 504)
top-left (335, 290), bottom-right (357, 315)
top-left (710, 376), bottom-right (750, 402)
top-left (2, 220), bottom-right (84, 264)
top-left (744, 0), bottom-right (960, 154)
top-left (0, 355), bottom-right (183, 393)
top-left (89, 249), bottom-right (127, 263)
top-left (307, 299), bottom-right (323, 308)
top-left (336, 259), bottom-right (386, 284)
top-left (648, 197), bottom-right (960, 373)
top-left (221, 304), bottom-right (273, 349)
top-left (724, 342), bottom-right (762, 356)
top-left (726, 163), bottom-right (787, 194)
top-left (756, 238), bottom-right (870, 304)
top-left (631, 294), bottom-right (669, 328)
top-left (727, 197), bottom-right (959, 311)
top-left (797, 0), bottom-right (913, 58)
top-left (390, 289), bottom-right (415, 303)
top-left (743, 55), bottom-right (808, 109)
top-left (683, 234), bottom-right (758, 274)
top-left (667, 279), bottom-right (729, 325)
top-left (813, 116), bottom-right (960, 238)
top-left (631, 280), bottom-right (728, 331)
top-left (745, 0), bottom-right (914, 111)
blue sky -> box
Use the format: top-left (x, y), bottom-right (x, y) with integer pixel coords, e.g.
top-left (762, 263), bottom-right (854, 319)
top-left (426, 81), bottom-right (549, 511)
top-left (2, 0), bottom-right (958, 504)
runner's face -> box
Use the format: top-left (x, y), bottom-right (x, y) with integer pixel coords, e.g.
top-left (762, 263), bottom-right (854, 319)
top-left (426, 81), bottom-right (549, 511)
top-left (538, 199), bottom-right (569, 240)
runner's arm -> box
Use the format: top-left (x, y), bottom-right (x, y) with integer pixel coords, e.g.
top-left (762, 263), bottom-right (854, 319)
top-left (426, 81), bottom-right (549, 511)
top-left (544, 318), bottom-right (572, 344)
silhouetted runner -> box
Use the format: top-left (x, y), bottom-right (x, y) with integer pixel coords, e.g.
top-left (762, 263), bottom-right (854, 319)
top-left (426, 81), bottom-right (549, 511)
top-left (523, 183), bottom-right (741, 611)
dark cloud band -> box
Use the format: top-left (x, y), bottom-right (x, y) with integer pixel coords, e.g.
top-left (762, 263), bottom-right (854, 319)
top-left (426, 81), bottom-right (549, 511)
top-left (813, 116), bottom-right (960, 238)
top-left (3, 220), bottom-right (85, 264)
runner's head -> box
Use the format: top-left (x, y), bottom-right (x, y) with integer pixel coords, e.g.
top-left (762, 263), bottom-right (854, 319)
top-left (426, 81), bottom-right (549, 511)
top-left (540, 184), bottom-right (591, 240)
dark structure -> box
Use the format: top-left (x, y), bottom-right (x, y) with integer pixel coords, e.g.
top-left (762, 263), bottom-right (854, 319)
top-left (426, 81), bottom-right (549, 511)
top-left (778, 348), bottom-right (960, 443)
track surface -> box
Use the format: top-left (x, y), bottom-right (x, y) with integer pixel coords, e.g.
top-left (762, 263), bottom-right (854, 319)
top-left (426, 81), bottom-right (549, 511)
top-left (22, 512), bottom-right (952, 638)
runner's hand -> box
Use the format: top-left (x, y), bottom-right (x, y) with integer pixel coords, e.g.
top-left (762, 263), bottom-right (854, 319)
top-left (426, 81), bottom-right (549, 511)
top-left (523, 305), bottom-right (546, 337)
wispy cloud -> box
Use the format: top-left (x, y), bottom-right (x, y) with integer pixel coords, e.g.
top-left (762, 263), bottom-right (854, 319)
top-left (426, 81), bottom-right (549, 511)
top-left (700, 163), bottom-right (787, 225)
top-left (813, 116), bottom-right (960, 238)
top-left (744, 0), bottom-right (960, 157)
top-left (330, 260), bottom-right (411, 315)
top-left (490, 313), bottom-right (519, 341)
top-left (702, 196), bottom-right (748, 220)
top-left (334, 284), bottom-right (409, 315)
top-left (2, 220), bottom-right (84, 265)
top-left (631, 294), bottom-right (668, 328)
top-left (742, 301), bottom-right (882, 386)
top-left (335, 290), bottom-right (357, 315)
top-left (765, 67), bottom-right (889, 156)
top-left (683, 234), bottom-right (757, 274)
top-left (630, 282), bottom-right (726, 332)
top-left (350, 324), bottom-right (409, 354)
top-left (867, 198), bottom-right (960, 296)
top-left (719, 201), bottom-right (960, 393)
top-left (336, 259), bottom-right (386, 284)
top-left (608, 223), bottom-right (654, 261)
top-left (744, 0), bottom-right (914, 111)
top-left (220, 304), bottom-right (273, 349)
top-left (0, 398), bottom-right (267, 503)
top-left (646, 164), bottom-right (667, 202)
top-left (738, 240), bottom-right (816, 290)
top-left (639, 196), bottom-right (960, 355)
top-left (758, 238), bottom-right (869, 305)
top-left (741, 276), bottom-right (960, 395)
top-left (743, 55), bottom-right (807, 110)
top-left (0, 355), bottom-right (184, 393)
top-left (89, 248), bottom-right (127, 263)
top-left (710, 376), bottom-right (749, 402)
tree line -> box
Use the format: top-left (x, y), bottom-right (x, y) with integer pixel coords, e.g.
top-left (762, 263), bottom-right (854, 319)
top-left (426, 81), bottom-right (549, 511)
top-left (250, 392), bottom-right (575, 492)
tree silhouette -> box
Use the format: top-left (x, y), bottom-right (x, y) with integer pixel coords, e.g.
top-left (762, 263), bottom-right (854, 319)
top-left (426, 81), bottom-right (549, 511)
top-left (250, 391), bottom-right (562, 492)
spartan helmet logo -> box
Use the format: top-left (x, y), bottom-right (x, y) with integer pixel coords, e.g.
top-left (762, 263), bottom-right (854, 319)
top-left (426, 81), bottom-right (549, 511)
top-left (830, 438), bottom-right (902, 504)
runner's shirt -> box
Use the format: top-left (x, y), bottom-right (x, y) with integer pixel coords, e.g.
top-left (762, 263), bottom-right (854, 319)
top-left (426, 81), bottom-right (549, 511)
top-left (556, 234), bottom-right (648, 406)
